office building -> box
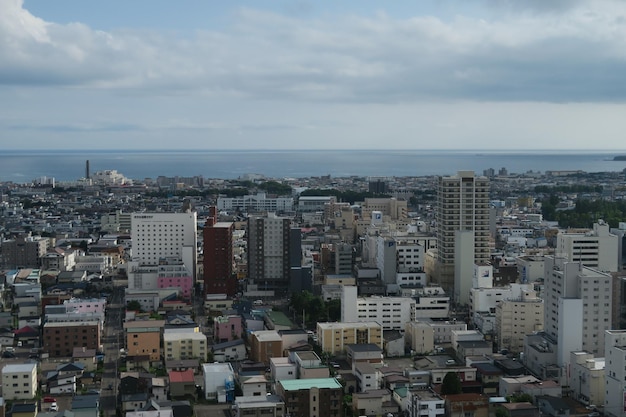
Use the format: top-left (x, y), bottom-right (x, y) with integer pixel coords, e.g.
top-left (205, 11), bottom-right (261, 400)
top-left (556, 221), bottom-right (619, 273)
top-left (435, 171), bottom-right (490, 301)
top-left (217, 192), bottom-right (293, 213)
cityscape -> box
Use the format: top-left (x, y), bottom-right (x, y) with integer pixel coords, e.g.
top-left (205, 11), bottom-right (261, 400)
top-left (1, 162), bottom-right (626, 417)
top-left (4, 1), bottom-right (626, 417)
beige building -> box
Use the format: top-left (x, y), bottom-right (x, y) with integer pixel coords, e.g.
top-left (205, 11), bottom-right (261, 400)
top-left (317, 321), bottom-right (383, 355)
top-left (405, 321), bottom-right (435, 354)
top-left (435, 171), bottom-right (490, 295)
top-left (495, 290), bottom-right (544, 354)
top-left (569, 351), bottom-right (605, 407)
top-left (163, 330), bottom-right (208, 361)
top-left (361, 198), bottom-right (408, 221)
top-left (124, 319), bottom-right (165, 362)
top-left (1, 363), bottom-right (37, 400)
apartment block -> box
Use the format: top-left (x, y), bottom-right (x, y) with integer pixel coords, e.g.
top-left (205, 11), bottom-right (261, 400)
top-left (43, 320), bottom-right (101, 357)
top-left (203, 207), bottom-right (236, 297)
top-left (1, 363), bottom-right (37, 400)
top-left (277, 378), bottom-right (343, 417)
top-left (495, 290), bottom-right (544, 354)
top-left (317, 321), bottom-right (383, 355)
top-left (163, 331), bottom-right (207, 361)
top-left (124, 320), bottom-right (165, 362)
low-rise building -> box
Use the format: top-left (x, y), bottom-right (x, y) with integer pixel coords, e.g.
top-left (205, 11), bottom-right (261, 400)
top-left (277, 378), bottom-right (343, 417)
top-left (1, 363), bottom-right (37, 400)
top-left (317, 321), bottom-right (383, 355)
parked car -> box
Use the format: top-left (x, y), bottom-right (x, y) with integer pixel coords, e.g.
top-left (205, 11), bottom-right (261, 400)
top-left (50, 403), bottom-right (58, 411)
top-left (43, 397), bottom-right (57, 403)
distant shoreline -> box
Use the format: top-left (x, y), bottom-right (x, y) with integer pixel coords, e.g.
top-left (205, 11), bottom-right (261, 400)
top-left (614, 155), bottom-right (626, 161)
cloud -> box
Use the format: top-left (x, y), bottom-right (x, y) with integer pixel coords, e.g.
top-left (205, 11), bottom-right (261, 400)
top-left (2, 0), bottom-right (626, 103)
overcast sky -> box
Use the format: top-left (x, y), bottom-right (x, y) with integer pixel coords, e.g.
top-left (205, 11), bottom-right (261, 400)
top-left (2, 0), bottom-right (626, 150)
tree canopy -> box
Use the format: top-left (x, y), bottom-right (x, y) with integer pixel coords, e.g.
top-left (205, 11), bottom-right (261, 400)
top-left (441, 372), bottom-right (462, 395)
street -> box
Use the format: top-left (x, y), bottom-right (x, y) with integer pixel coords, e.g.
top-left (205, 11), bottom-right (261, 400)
top-left (100, 287), bottom-right (124, 415)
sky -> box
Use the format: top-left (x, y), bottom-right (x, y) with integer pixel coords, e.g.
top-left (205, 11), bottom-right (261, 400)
top-left (2, 0), bottom-right (626, 151)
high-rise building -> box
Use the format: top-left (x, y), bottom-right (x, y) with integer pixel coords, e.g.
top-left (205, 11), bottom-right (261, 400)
top-left (544, 256), bottom-right (612, 358)
top-left (203, 206), bottom-right (236, 297)
top-left (435, 171), bottom-right (490, 300)
top-left (131, 212), bottom-right (197, 280)
top-left (247, 213), bottom-right (301, 295)
top-left (604, 330), bottom-right (626, 417)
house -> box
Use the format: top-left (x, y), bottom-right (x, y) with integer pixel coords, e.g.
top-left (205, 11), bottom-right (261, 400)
top-left (473, 363), bottom-right (504, 396)
top-left (48, 375), bottom-right (77, 395)
top-left (353, 388), bottom-right (399, 417)
top-left (499, 402), bottom-right (541, 417)
top-left (73, 347), bottom-right (97, 372)
top-left (212, 339), bottom-right (247, 362)
top-left (383, 330), bottom-right (405, 357)
top-left (444, 393), bottom-right (489, 417)
top-left (169, 369), bottom-right (197, 399)
top-left (354, 362), bottom-right (379, 392)
top-left (241, 375), bottom-right (269, 397)
top-left (345, 343), bottom-right (384, 368)
top-left (536, 396), bottom-right (572, 417)
top-left (71, 394), bottom-right (100, 417)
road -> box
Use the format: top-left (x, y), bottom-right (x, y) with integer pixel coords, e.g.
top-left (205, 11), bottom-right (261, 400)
top-left (100, 287), bottom-right (124, 415)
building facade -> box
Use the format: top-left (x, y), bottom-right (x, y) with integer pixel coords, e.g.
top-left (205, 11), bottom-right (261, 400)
top-left (43, 320), bottom-right (101, 357)
top-left (203, 206), bottom-right (236, 296)
top-left (1, 363), bottom-right (37, 400)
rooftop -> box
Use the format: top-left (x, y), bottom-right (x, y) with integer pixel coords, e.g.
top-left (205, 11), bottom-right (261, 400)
top-left (279, 377), bottom-right (342, 391)
top-left (2, 362), bottom-right (37, 373)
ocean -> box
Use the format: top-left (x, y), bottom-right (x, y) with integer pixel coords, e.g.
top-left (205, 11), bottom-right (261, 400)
top-left (1, 149), bottom-right (626, 183)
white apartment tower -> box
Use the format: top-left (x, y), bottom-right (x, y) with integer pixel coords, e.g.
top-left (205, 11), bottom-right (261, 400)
top-left (544, 255), bottom-right (612, 358)
top-left (436, 171), bottom-right (490, 299)
top-left (604, 330), bottom-right (626, 417)
top-left (556, 221), bottom-right (619, 273)
top-left (131, 212), bottom-right (198, 279)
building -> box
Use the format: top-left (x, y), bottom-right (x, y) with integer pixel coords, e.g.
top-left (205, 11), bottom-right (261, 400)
top-left (277, 378), bottom-right (343, 417)
top-left (544, 256), bottom-right (612, 358)
top-left (43, 320), bottom-right (101, 357)
top-left (556, 221), bottom-right (619, 273)
top-left (249, 330), bottom-right (283, 364)
top-left (604, 330), bottom-right (626, 417)
top-left (202, 362), bottom-right (236, 402)
top-left (317, 322), bottom-right (383, 355)
top-left (495, 289), bottom-right (544, 354)
top-left (124, 320), bottom-right (165, 362)
top-left (1, 363), bottom-right (37, 400)
top-left (218, 192), bottom-right (294, 212)
top-left (163, 331), bottom-right (208, 361)
top-left (233, 395), bottom-right (286, 417)
top-left (298, 196), bottom-right (336, 212)
top-left (569, 351), bottom-right (604, 408)
top-left (1, 235), bottom-right (48, 268)
top-left (247, 213), bottom-right (301, 295)
top-left (203, 206), bottom-right (237, 297)
top-left (214, 315), bottom-right (243, 343)
top-left (435, 171), bottom-right (490, 302)
top-left (407, 389), bottom-right (445, 417)
top-left (130, 212), bottom-right (197, 279)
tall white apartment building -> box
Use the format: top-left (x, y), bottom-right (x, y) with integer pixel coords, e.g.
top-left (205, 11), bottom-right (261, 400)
top-left (604, 330), bottom-right (626, 417)
top-left (556, 221), bottom-right (619, 273)
top-left (131, 212), bottom-right (197, 279)
top-left (217, 192), bottom-right (294, 212)
top-left (544, 256), bottom-right (612, 358)
top-left (435, 171), bottom-right (490, 299)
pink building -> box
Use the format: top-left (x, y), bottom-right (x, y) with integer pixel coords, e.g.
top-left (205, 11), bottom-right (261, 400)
top-left (158, 275), bottom-right (193, 299)
top-left (214, 315), bottom-right (243, 343)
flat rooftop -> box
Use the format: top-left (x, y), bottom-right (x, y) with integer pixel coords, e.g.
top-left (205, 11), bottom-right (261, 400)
top-left (279, 378), bottom-right (342, 391)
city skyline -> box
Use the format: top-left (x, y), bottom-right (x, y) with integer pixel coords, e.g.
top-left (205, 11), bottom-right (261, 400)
top-left (3, 0), bottom-right (626, 150)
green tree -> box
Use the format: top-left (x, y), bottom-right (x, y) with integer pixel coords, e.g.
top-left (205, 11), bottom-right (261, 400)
top-left (327, 299), bottom-right (341, 321)
top-left (126, 300), bottom-right (142, 312)
top-left (508, 393), bottom-right (533, 403)
top-left (441, 372), bottom-right (462, 395)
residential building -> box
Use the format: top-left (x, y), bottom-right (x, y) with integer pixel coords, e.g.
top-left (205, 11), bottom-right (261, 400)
top-left (544, 255), bottom-right (612, 358)
top-left (169, 369), bottom-right (197, 399)
top-left (1, 235), bottom-right (48, 268)
top-left (43, 320), bottom-right (101, 357)
top-left (277, 378), bottom-right (343, 417)
top-left (247, 213), bottom-right (301, 295)
top-left (317, 322), bottom-right (383, 355)
top-left (435, 171), bottom-right (490, 302)
top-left (214, 315), bottom-right (243, 343)
top-left (407, 389), bottom-right (445, 417)
top-left (353, 389), bottom-right (399, 417)
top-left (1, 363), bottom-right (37, 400)
top-left (233, 395), bottom-right (286, 417)
top-left (124, 320), bottom-right (165, 362)
top-left (163, 331), bottom-right (207, 361)
top-left (249, 330), bottom-right (283, 364)
top-left (203, 207), bottom-right (237, 297)
top-left (495, 289), bottom-right (544, 354)
top-left (445, 393), bottom-right (489, 417)
top-left (604, 330), bottom-right (626, 417)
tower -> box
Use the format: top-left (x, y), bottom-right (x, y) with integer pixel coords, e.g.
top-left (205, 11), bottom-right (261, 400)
top-left (203, 206), bottom-right (236, 297)
top-left (86, 160), bottom-right (90, 179)
top-left (435, 171), bottom-right (490, 301)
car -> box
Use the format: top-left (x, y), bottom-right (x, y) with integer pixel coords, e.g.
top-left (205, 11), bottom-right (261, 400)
top-left (50, 403), bottom-right (58, 412)
top-left (1, 351), bottom-right (15, 358)
top-left (43, 397), bottom-right (57, 403)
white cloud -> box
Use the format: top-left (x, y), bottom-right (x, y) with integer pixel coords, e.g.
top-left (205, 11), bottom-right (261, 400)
top-left (1, 0), bottom-right (626, 103)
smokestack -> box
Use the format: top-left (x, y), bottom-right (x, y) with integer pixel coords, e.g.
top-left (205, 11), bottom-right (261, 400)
top-left (86, 160), bottom-right (90, 179)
